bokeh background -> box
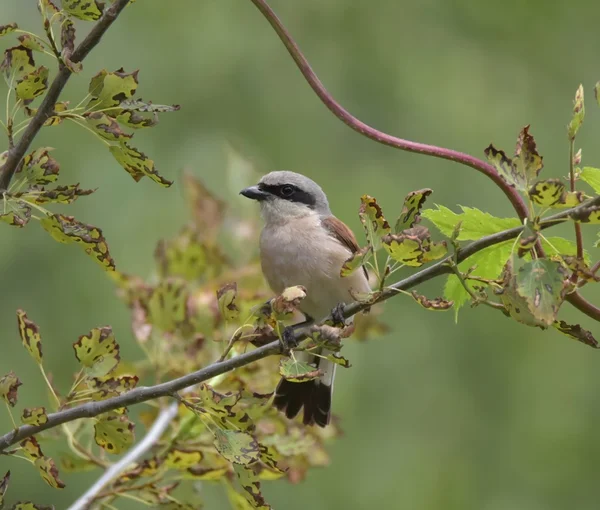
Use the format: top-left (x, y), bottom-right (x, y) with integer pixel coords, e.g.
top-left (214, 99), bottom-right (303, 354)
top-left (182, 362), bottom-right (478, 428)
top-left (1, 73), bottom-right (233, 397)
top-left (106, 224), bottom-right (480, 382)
top-left (2, 0), bottom-right (600, 508)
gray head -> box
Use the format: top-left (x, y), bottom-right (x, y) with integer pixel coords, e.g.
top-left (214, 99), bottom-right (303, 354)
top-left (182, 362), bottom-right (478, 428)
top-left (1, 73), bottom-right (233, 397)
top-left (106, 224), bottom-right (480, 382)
top-left (240, 171), bottom-right (331, 223)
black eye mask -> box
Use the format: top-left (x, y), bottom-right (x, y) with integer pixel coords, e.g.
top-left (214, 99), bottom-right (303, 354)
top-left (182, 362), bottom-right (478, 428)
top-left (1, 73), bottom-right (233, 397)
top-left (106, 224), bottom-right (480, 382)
top-left (258, 183), bottom-right (316, 208)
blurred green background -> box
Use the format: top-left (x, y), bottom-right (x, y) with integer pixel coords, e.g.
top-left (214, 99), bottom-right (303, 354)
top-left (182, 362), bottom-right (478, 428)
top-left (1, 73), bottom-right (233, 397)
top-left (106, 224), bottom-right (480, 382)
top-left (2, 0), bottom-right (600, 508)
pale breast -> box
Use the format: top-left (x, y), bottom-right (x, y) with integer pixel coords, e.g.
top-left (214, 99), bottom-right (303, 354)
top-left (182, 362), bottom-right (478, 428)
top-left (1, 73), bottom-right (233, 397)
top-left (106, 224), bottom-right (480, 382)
top-left (259, 214), bottom-right (371, 320)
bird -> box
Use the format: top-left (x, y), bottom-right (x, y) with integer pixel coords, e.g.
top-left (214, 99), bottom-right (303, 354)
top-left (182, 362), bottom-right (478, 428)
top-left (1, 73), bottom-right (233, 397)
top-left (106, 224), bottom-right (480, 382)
top-left (240, 170), bottom-right (371, 427)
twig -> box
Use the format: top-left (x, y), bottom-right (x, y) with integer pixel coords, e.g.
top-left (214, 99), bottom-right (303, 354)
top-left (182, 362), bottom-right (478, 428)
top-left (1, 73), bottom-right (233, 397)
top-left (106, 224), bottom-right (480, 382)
top-left (66, 401), bottom-right (179, 510)
top-left (569, 140), bottom-right (584, 263)
top-left (0, 0), bottom-right (131, 191)
top-left (2, 196), bottom-right (599, 452)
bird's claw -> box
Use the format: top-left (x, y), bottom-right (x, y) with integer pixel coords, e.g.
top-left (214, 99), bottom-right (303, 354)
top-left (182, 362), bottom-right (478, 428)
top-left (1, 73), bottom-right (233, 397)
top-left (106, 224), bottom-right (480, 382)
top-left (279, 326), bottom-right (299, 355)
top-left (330, 302), bottom-right (346, 327)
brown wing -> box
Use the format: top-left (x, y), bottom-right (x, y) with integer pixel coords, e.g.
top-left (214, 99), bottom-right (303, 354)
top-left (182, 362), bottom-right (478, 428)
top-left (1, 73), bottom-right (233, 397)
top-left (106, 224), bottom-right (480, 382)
top-left (321, 216), bottom-right (368, 280)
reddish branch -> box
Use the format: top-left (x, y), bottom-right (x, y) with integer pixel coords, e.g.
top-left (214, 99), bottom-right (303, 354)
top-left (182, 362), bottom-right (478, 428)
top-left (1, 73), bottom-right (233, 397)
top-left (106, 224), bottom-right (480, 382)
top-left (247, 0), bottom-right (600, 321)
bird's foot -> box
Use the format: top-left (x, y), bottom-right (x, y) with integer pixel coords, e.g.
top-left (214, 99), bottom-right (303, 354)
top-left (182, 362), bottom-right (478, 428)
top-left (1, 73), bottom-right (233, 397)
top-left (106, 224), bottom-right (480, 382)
top-left (330, 302), bottom-right (347, 327)
top-left (279, 326), bottom-right (299, 355)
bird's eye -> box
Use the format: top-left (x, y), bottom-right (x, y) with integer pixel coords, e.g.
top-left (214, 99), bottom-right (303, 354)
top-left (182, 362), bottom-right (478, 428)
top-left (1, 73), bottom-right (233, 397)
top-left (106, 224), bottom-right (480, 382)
top-left (280, 185), bottom-right (295, 197)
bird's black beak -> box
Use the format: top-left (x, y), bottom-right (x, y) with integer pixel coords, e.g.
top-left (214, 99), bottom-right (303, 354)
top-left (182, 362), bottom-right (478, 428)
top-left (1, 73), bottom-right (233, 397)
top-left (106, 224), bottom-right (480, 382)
top-left (240, 185), bottom-right (269, 201)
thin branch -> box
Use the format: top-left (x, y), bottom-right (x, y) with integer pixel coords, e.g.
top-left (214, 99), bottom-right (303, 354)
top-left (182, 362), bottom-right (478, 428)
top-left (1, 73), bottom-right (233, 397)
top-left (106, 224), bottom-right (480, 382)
top-left (569, 140), bottom-right (584, 262)
top-left (67, 401), bottom-right (179, 510)
top-left (0, 0), bottom-right (131, 191)
top-left (2, 196), bottom-right (599, 453)
top-left (246, 0), bottom-right (600, 321)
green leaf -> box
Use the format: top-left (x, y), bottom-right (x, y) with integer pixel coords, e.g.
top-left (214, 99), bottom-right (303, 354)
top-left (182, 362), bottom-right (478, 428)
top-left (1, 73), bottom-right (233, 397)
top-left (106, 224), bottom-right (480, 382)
top-left (0, 371), bottom-right (22, 407)
top-left (60, 452), bottom-right (97, 472)
top-left (340, 246), bottom-right (371, 277)
top-left (15, 66), bottom-right (48, 101)
top-left (484, 125), bottom-right (543, 190)
top-left (88, 68), bottom-right (138, 110)
top-left (568, 84), bottom-right (585, 140)
top-left (358, 195), bottom-right (390, 251)
top-left (109, 142), bottom-right (172, 187)
top-left (422, 205), bottom-right (520, 240)
top-left (21, 407), bottom-right (48, 425)
top-left (73, 326), bottom-right (120, 377)
top-left (34, 457), bottom-right (65, 489)
top-left (233, 465), bottom-right (272, 509)
top-left (94, 412), bottom-right (135, 454)
top-left (0, 471), bottom-right (9, 508)
top-left (62, 0), bottom-right (104, 21)
top-left (155, 228), bottom-right (210, 280)
top-left (17, 309), bottom-right (43, 364)
top-left (279, 358), bottom-right (322, 382)
top-left (217, 282), bottom-right (240, 321)
top-left (580, 167), bottom-right (600, 194)
top-left (10, 503), bottom-right (54, 510)
top-left (213, 429), bottom-right (260, 465)
top-left (0, 23), bottom-right (18, 37)
top-left (83, 112), bottom-right (132, 142)
top-left (1, 46), bottom-right (35, 80)
top-left (164, 449), bottom-right (203, 470)
top-left (553, 320), bottom-right (598, 348)
top-left (394, 188), bottom-right (432, 232)
top-left (15, 147), bottom-right (60, 186)
top-left (410, 291), bottom-right (453, 311)
top-left (40, 214), bottom-right (116, 271)
top-left (445, 241), bottom-right (513, 320)
top-left (499, 257), bottom-right (567, 328)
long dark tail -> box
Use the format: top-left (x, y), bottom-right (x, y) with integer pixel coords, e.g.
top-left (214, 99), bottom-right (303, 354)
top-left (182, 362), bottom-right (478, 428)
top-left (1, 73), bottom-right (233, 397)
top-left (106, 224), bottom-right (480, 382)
top-left (273, 354), bottom-right (335, 427)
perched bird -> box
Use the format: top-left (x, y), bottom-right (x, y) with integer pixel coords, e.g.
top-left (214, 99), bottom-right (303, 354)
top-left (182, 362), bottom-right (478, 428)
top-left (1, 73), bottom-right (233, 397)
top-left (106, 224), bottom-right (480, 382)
top-left (240, 171), bottom-right (370, 427)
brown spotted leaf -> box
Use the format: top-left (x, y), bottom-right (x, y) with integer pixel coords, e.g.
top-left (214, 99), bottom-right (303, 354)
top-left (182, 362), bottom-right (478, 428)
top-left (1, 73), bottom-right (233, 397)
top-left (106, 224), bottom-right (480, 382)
top-left (40, 214), bottom-right (115, 271)
top-left (60, 19), bottom-right (81, 73)
top-left (15, 66), bottom-right (48, 101)
top-left (10, 503), bottom-right (55, 510)
top-left (485, 126), bottom-right (543, 190)
top-left (0, 371), bottom-right (22, 407)
top-left (0, 201), bottom-right (31, 228)
top-left (234, 464), bottom-right (272, 509)
top-left (20, 184), bottom-right (95, 205)
top-left (182, 171), bottom-right (225, 238)
top-left (0, 470), bottom-right (9, 508)
top-left (395, 188), bottom-right (433, 232)
top-left (528, 179), bottom-right (586, 208)
top-left (359, 195), bottom-right (390, 251)
top-left (0, 23), bottom-right (18, 37)
top-left (88, 68), bottom-right (138, 110)
top-left (62, 0), bottom-right (104, 21)
top-left (21, 407), bottom-right (48, 426)
top-left (382, 226), bottom-right (446, 267)
top-left (109, 142), bottom-right (172, 187)
top-left (19, 33), bottom-right (46, 52)
top-left (570, 205), bottom-right (600, 224)
top-left (1, 46), bottom-right (35, 80)
top-left (34, 457), bottom-right (65, 489)
top-left (340, 246), bottom-right (371, 277)
top-left (15, 147), bottom-right (60, 186)
top-left (94, 412), bottom-right (135, 454)
top-left (410, 291), bottom-right (453, 311)
top-left (144, 278), bottom-right (190, 333)
top-left (553, 320), bottom-right (598, 348)
top-left (213, 429), bottom-right (260, 465)
top-left (17, 309), bottom-right (43, 364)
top-left (20, 437), bottom-right (43, 460)
top-left (217, 282), bottom-right (240, 322)
top-left (164, 449), bottom-right (203, 469)
top-left (83, 112), bottom-right (132, 141)
top-left (87, 375), bottom-right (138, 399)
top-left (73, 326), bottom-right (120, 377)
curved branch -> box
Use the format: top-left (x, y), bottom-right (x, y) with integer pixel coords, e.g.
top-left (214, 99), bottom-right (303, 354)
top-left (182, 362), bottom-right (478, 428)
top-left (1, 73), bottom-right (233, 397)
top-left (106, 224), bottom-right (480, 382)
top-left (0, 0), bottom-right (132, 191)
top-left (67, 402), bottom-right (179, 510)
top-left (247, 0), bottom-right (530, 220)
top-left (247, 0), bottom-right (600, 321)
top-left (2, 198), bottom-right (597, 453)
